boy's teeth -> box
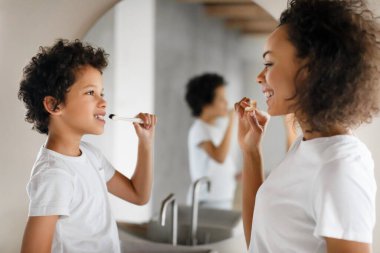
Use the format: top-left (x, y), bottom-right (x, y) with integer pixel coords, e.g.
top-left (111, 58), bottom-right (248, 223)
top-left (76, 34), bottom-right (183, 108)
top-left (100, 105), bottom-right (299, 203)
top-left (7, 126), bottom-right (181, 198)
top-left (95, 115), bottom-right (104, 120)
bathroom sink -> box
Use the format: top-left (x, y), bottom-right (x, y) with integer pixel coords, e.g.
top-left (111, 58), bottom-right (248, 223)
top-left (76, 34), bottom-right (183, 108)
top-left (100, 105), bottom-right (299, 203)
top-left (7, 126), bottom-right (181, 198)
top-left (117, 207), bottom-right (245, 252)
top-left (118, 222), bottom-right (218, 253)
top-left (177, 205), bottom-right (241, 228)
top-left (146, 221), bottom-right (233, 245)
top-left (118, 221), bottom-right (232, 245)
top-left (117, 221), bottom-right (246, 253)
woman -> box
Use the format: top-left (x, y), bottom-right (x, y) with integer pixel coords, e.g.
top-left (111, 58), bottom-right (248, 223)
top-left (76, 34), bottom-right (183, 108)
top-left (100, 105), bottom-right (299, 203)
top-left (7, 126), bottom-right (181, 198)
top-left (235, 0), bottom-right (380, 252)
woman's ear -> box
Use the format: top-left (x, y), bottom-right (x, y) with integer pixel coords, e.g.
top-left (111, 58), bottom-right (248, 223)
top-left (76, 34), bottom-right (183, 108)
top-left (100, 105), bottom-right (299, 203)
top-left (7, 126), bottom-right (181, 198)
top-left (43, 96), bottom-right (62, 115)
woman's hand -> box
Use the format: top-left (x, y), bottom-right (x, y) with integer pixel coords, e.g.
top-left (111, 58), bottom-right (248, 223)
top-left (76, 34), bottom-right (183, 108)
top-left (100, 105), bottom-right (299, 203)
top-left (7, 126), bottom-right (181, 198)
top-left (134, 113), bottom-right (157, 145)
top-left (234, 97), bottom-right (269, 152)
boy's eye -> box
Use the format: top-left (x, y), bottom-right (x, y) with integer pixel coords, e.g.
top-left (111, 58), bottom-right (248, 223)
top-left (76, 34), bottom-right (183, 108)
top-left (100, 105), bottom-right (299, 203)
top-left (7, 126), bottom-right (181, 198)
top-left (100, 93), bottom-right (105, 97)
top-left (85, 90), bottom-right (95, 96)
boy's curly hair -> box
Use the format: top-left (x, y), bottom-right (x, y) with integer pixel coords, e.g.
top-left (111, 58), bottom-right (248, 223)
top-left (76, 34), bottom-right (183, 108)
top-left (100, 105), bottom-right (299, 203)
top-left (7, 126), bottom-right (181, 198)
top-left (280, 0), bottom-right (380, 132)
top-left (185, 73), bottom-right (226, 117)
top-left (18, 39), bottom-right (108, 134)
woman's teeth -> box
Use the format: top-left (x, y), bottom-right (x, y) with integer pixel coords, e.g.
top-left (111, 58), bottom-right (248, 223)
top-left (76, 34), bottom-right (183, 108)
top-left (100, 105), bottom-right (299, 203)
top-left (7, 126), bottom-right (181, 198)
top-left (264, 91), bottom-right (274, 99)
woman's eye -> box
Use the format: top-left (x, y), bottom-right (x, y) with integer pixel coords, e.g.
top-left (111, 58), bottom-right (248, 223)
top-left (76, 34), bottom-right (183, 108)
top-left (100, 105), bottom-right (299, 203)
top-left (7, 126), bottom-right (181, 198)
top-left (264, 63), bottom-right (273, 68)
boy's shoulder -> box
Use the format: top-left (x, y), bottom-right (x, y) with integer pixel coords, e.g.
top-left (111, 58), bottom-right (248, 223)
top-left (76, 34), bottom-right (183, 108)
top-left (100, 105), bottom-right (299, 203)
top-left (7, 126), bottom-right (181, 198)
top-left (31, 146), bottom-right (75, 178)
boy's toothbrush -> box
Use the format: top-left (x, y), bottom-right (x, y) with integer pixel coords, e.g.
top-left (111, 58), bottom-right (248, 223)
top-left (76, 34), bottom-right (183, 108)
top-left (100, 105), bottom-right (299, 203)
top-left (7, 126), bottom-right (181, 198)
top-left (108, 114), bottom-right (144, 124)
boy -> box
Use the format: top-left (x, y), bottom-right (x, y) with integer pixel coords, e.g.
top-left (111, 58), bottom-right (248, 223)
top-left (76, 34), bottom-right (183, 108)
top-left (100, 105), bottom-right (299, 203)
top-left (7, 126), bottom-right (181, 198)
top-left (185, 73), bottom-right (237, 210)
top-left (18, 39), bottom-right (156, 253)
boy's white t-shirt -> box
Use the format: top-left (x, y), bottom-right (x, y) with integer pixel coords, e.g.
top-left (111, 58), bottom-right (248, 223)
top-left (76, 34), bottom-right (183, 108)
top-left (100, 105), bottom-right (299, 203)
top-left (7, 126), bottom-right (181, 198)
top-left (187, 118), bottom-right (236, 203)
top-left (249, 135), bottom-right (376, 253)
top-left (27, 142), bottom-right (120, 253)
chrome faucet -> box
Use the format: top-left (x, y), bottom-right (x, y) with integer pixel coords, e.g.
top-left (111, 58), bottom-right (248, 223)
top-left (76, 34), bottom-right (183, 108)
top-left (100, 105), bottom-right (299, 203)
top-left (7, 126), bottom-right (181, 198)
top-left (160, 193), bottom-right (178, 246)
top-left (190, 177), bottom-right (211, 246)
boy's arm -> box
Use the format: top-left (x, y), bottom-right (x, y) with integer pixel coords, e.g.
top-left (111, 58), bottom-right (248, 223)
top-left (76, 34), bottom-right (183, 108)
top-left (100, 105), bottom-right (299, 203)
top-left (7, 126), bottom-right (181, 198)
top-left (107, 141), bottom-right (153, 205)
top-left (107, 113), bottom-right (156, 206)
top-left (199, 110), bottom-right (234, 163)
top-left (325, 237), bottom-right (371, 253)
top-left (21, 215), bottom-right (59, 253)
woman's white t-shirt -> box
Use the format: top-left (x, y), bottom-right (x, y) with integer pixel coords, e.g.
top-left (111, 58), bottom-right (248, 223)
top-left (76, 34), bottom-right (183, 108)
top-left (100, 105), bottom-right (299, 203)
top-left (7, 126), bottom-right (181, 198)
top-left (187, 118), bottom-right (237, 203)
top-left (27, 142), bottom-right (120, 253)
top-left (249, 135), bottom-right (376, 253)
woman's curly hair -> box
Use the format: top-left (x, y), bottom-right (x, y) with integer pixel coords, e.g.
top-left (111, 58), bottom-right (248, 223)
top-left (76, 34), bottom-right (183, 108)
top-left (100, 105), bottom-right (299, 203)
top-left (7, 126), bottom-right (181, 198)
top-left (18, 39), bottom-right (108, 134)
top-left (280, 0), bottom-right (380, 132)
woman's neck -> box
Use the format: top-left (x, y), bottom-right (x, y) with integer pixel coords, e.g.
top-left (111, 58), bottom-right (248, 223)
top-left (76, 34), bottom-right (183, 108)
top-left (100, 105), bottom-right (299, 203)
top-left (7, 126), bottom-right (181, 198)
top-left (296, 117), bottom-right (352, 141)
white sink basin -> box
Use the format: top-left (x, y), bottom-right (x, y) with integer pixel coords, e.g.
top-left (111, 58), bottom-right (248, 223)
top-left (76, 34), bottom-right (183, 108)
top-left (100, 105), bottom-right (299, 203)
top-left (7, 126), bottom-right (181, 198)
top-left (146, 221), bottom-right (233, 245)
top-left (118, 222), bottom-right (218, 253)
top-left (117, 206), bottom-right (246, 253)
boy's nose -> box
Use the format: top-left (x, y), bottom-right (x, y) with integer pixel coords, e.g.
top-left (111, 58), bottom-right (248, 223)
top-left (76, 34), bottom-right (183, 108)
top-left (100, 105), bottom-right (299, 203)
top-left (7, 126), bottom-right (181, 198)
top-left (99, 96), bottom-right (107, 108)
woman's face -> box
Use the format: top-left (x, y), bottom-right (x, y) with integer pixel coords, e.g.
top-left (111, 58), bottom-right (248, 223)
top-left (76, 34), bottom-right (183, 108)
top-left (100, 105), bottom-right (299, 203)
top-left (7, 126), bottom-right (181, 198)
top-left (257, 25), bottom-right (305, 116)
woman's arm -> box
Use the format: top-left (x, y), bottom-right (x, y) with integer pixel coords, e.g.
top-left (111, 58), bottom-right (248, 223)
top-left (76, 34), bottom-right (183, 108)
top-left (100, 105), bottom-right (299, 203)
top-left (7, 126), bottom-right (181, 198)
top-left (21, 216), bottom-right (59, 253)
top-left (242, 149), bottom-right (264, 247)
top-left (235, 97), bottom-right (269, 248)
top-left (325, 237), bottom-right (371, 253)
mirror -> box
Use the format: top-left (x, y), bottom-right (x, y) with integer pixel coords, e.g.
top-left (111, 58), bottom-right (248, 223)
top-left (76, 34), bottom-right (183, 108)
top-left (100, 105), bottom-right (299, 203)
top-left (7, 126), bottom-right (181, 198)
top-left (82, 0), bottom-right (287, 224)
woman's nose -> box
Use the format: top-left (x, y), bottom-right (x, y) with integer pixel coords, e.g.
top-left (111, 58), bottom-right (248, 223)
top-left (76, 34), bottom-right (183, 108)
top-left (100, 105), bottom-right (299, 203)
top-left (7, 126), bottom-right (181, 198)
top-left (256, 68), bottom-right (266, 85)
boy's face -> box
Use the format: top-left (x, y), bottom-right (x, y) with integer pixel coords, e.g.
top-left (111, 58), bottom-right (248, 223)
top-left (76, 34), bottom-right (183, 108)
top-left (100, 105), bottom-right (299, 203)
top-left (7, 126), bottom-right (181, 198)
top-left (205, 86), bottom-right (228, 117)
top-left (57, 65), bottom-right (106, 136)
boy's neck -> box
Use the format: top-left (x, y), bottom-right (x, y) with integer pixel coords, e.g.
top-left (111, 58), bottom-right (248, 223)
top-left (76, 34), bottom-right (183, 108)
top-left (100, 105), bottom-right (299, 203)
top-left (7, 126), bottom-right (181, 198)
top-left (45, 131), bottom-right (82, 157)
top-left (199, 113), bottom-right (217, 125)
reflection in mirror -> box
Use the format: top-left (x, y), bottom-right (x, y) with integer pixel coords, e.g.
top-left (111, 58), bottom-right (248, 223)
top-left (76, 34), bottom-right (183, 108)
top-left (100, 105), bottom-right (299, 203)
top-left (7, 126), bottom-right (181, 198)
top-left (83, 0), bottom-right (282, 217)
top-left (82, 0), bottom-right (287, 252)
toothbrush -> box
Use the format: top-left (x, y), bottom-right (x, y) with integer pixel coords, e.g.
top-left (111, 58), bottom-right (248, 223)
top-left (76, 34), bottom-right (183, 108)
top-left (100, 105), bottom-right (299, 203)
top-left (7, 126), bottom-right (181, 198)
top-left (108, 114), bottom-right (144, 124)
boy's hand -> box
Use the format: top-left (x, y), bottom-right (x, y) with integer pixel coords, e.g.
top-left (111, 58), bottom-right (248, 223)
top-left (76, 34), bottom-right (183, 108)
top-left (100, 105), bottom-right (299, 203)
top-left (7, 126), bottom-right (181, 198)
top-left (134, 113), bottom-right (157, 144)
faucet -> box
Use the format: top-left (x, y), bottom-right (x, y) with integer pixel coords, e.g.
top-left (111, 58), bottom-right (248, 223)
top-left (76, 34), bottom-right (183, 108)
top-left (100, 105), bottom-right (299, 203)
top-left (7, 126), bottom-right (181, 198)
top-left (160, 193), bottom-right (178, 246)
top-left (190, 177), bottom-right (211, 246)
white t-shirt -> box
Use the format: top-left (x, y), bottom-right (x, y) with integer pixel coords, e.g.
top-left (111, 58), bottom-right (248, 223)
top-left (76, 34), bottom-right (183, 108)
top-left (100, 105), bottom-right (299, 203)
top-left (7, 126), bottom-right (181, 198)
top-left (187, 118), bottom-right (237, 203)
top-left (249, 135), bottom-right (376, 253)
top-left (27, 142), bottom-right (120, 253)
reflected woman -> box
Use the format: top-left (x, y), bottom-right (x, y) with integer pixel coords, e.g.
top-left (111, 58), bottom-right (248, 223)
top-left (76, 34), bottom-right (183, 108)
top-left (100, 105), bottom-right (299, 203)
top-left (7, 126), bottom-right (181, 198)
top-left (235, 0), bottom-right (380, 252)
top-left (185, 73), bottom-right (237, 210)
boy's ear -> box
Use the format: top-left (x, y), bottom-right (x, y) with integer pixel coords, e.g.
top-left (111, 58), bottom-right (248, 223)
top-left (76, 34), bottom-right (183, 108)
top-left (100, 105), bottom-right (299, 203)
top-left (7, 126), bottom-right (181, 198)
top-left (43, 96), bottom-right (62, 115)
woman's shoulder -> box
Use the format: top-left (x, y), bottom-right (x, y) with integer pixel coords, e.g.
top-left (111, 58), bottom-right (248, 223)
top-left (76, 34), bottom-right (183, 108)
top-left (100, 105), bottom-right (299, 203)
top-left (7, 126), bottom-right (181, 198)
top-left (321, 135), bottom-right (373, 166)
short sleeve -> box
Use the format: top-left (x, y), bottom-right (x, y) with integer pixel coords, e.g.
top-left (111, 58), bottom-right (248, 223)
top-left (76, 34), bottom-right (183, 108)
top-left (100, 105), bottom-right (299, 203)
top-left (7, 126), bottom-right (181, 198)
top-left (100, 154), bottom-right (116, 182)
top-left (312, 157), bottom-right (376, 243)
top-left (191, 121), bottom-right (212, 147)
top-left (27, 169), bottom-right (74, 217)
